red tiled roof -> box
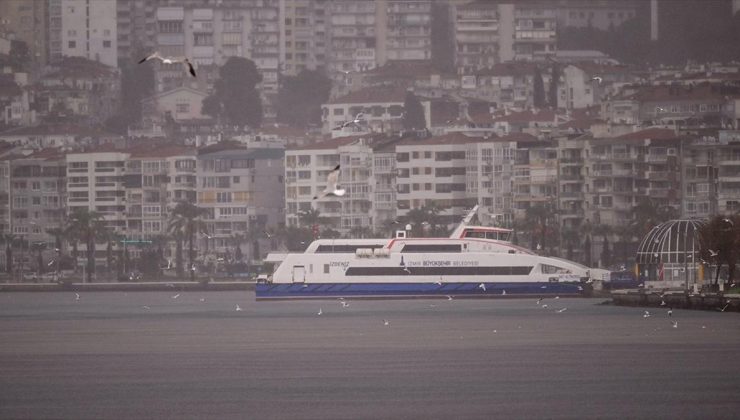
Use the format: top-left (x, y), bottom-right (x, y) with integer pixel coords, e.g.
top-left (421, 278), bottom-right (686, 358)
top-left (493, 109), bottom-right (556, 123)
top-left (494, 132), bottom-right (539, 142)
top-left (0, 124), bottom-right (118, 138)
top-left (25, 147), bottom-right (66, 161)
top-left (397, 132), bottom-right (480, 146)
top-left (475, 62), bottom-right (539, 77)
top-left (430, 100), bottom-right (460, 126)
top-left (328, 85), bottom-right (410, 105)
top-left (288, 135), bottom-right (359, 151)
top-left (44, 56), bottom-right (117, 79)
top-left (363, 60), bottom-right (455, 79)
top-left (129, 144), bottom-right (195, 158)
top-left (620, 84), bottom-right (726, 102)
top-left (614, 127), bottom-right (677, 141)
top-left (258, 125), bottom-right (308, 138)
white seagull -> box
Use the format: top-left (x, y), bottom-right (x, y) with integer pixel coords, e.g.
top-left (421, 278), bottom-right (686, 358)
top-left (671, 320), bottom-right (678, 328)
top-left (557, 307), bottom-right (567, 313)
top-left (709, 249), bottom-right (719, 257)
top-left (446, 295), bottom-right (453, 301)
top-left (74, 293), bottom-right (80, 301)
top-left (591, 76), bottom-right (603, 84)
top-left (719, 303), bottom-right (730, 312)
top-left (313, 165), bottom-right (345, 200)
top-left (667, 307), bottom-right (673, 317)
top-left (172, 293), bottom-right (180, 299)
top-left (643, 310), bottom-right (651, 318)
top-left (383, 319), bottom-right (390, 326)
top-left (501, 289), bottom-right (506, 295)
top-left (478, 283), bottom-right (486, 292)
top-left (235, 304), bottom-right (242, 311)
top-left (317, 308), bottom-right (323, 316)
top-left (340, 301), bottom-right (349, 308)
top-left (139, 52), bottom-right (196, 77)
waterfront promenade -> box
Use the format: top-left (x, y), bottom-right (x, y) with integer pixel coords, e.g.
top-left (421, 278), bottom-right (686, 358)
top-left (1, 292), bottom-right (740, 419)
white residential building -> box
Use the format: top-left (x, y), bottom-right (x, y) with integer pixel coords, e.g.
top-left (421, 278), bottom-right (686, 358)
top-left (60, 0), bottom-right (117, 68)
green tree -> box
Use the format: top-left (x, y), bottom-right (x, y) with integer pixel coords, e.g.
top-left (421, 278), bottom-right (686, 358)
top-left (533, 67), bottom-right (546, 109)
top-left (66, 209), bottom-right (106, 283)
top-left (631, 198), bottom-right (679, 237)
top-left (697, 215), bottom-right (739, 286)
top-left (402, 90), bottom-right (426, 131)
top-left (2, 234), bottom-right (18, 273)
top-left (277, 70), bottom-right (332, 127)
top-left (548, 63), bottom-right (559, 109)
top-left (168, 201), bottom-right (209, 281)
top-left (202, 57), bottom-right (263, 128)
top-left (430, 2), bottom-right (455, 73)
top-left (9, 40), bottom-right (30, 71)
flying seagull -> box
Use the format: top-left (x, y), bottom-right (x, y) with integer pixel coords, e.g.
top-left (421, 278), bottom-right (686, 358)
top-left (235, 304), bottom-right (242, 312)
top-left (75, 293), bottom-right (80, 301)
top-left (719, 303), bottom-right (730, 312)
top-left (172, 293), bottom-right (180, 299)
top-left (139, 52), bottom-right (196, 77)
top-left (643, 310), bottom-right (651, 318)
top-left (478, 283), bottom-right (486, 292)
top-left (383, 319), bottom-right (390, 326)
top-left (709, 249), bottom-right (718, 257)
top-left (557, 307), bottom-right (567, 313)
top-left (671, 320), bottom-right (678, 329)
top-left (446, 295), bottom-right (453, 301)
top-left (313, 165), bottom-right (345, 200)
top-left (591, 76), bottom-right (603, 84)
top-left (667, 307), bottom-right (673, 317)
top-left (317, 308), bottom-right (323, 316)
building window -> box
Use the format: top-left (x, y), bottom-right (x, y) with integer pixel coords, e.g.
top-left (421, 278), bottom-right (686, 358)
top-left (176, 103), bottom-right (190, 113)
top-left (68, 40), bottom-right (76, 48)
top-left (103, 40), bottom-right (111, 48)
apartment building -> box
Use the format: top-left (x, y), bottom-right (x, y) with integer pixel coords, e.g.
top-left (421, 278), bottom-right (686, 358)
top-left (5, 149), bottom-right (66, 272)
top-left (602, 83), bottom-right (727, 127)
top-left (124, 145), bottom-right (197, 243)
top-left (281, 0), bottom-right (330, 75)
top-left (381, 0), bottom-right (432, 63)
top-left (395, 132), bottom-right (477, 226)
top-left (58, 0), bottom-right (118, 68)
top-left (326, 1), bottom-right (377, 74)
top-left (196, 142), bottom-right (284, 264)
top-left (34, 57), bottom-right (120, 126)
top-left (116, 0), bottom-right (157, 64)
top-left (682, 130), bottom-right (740, 218)
top-left (454, 1), bottom-right (500, 74)
top-left (554, 0), bottom-right (638, 31)
top-left (321, 85), bottom-right (430, 135)
top-left (508, 3), bottom-right (558, 62)
top-left (561, 63), bottom-right (634, 110)
top-left (285, 136), bottom-right (351, 228)
top-left (66, 146), bottom-right (128, 231)
top-left (472, 62), bottom-right (540, 109)
top-left (153, 2), bottom-right (280, 95)
top-left (0, 0), bottom-right (48, 67)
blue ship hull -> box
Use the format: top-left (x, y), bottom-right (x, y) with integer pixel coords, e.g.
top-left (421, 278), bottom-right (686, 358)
top-left (255, 281), bottom-right (587, 300)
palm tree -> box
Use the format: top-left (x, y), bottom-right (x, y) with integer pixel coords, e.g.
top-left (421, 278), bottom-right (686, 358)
top-left (697, 215), bottom-right (739, 286)
top-left (167, 201), bottom-right (209, 281)
top-left (66, 209), bottom-right (106, 283)
top-left (631, 198), bottom-right (679, 237)
top-left (525, 204), bottom-right (550, 252)
top-left (2, 234), bottom-right (17, 274)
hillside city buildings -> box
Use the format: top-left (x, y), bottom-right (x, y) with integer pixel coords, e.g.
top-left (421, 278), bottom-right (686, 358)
top-left (0, 0), bottom-right (738, 277)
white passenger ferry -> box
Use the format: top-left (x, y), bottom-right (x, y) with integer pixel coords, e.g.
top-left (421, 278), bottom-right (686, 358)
top-left (256, 208), bottom-right (603, 300)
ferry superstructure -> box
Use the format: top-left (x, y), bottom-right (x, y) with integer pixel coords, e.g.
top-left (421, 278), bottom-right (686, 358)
top-left (256, 209), bottom-right (603, 300)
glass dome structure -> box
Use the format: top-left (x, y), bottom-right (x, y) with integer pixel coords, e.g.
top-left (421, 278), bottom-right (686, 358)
top-left (635, 219), bottom-right (705, 287)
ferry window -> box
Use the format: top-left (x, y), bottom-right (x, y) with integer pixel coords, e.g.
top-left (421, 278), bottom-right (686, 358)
top-left (464, 231), bottom-right (485, 238)
top-left (324, 264), bottom-right (330, 274)
top-left (541, 264), bottom-right (569, 274)
top-left (485, 232), bottom-right (497, 240)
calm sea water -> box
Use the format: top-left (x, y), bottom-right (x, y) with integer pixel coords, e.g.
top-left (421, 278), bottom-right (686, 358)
top-left (1, 292), bottom-right (739, 419)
